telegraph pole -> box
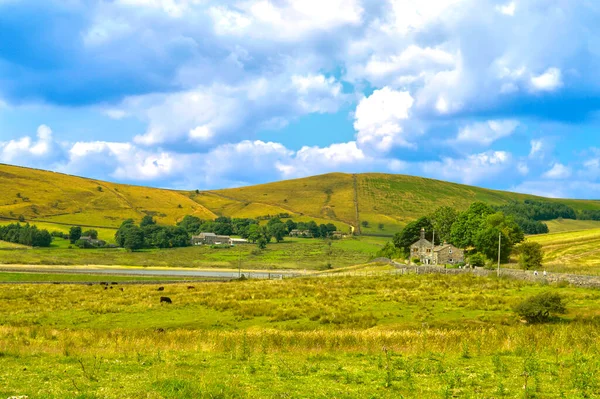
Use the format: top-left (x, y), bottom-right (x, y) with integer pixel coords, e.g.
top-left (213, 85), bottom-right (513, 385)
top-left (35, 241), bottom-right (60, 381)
top-left (497, 232), bottom-right (501, 277)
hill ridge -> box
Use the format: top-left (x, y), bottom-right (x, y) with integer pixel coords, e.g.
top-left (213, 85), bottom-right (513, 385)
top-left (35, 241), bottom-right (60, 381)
top-left (2, 163), bottom-right (600, 236)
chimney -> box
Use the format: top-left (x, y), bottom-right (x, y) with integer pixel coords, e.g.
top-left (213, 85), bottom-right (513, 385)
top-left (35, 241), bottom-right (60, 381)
top-left (420, 227), bottom-right (425, 240)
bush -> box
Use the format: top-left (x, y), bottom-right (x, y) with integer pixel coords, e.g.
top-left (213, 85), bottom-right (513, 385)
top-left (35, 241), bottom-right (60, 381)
top-left (468, 253), bottom-right (485, 267)
top-left (411, 257), bottom-right (421, 265)
top-left (514, 292), bottom-right (566, 323)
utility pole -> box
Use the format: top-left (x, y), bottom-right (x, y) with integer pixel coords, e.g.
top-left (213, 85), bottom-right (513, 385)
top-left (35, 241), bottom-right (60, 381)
top-left (432, 230), bottom-right (435, 266)
top-left (497, 232), bottom-right (501, 277)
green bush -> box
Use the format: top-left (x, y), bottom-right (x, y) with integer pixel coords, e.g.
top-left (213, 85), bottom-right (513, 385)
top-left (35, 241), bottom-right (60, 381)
top-left (468, 253), bottom-right (485, 267)
top-left (411, 257), bottom-right (421, 265)
top-left (514, 292), bottom-right (566, 323)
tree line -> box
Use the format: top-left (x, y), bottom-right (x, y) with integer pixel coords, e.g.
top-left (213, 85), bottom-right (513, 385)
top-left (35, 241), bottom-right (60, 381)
top-left (0, 223), bottom-right (52, 247)
top-left (114, 215), bottom-right (340, 251)
top-left (392, 202), bottom-right (525, 264)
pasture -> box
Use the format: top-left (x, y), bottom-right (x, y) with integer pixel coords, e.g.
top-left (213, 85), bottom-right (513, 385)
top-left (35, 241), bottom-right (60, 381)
top-left (1, 274), bottom-right (600, 398)
top-left (0, 236), bottom-right (388, 270)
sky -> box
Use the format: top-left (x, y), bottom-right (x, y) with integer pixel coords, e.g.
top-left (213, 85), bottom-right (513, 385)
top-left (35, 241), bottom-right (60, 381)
top-left (2, 0), bottom-right (600, 198)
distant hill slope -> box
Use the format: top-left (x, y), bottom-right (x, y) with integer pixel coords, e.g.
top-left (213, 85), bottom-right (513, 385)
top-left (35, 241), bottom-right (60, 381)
top-left (2, 163), bottom-right (600, 235)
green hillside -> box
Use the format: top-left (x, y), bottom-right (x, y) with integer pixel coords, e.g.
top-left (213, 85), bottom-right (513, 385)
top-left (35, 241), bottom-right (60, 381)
top-left (3, 163), bottom-right (600, 235)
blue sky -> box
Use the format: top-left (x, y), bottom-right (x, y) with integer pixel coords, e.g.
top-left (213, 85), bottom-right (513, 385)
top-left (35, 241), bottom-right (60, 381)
top-left (2, 0), bottom-right (600, 198)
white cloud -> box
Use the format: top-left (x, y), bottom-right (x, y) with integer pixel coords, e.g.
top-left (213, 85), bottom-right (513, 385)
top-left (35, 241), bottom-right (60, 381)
top-left (421, 151), bottom-right (512, 185)
top-left (454, 119), bottom-right (519, 145)
top-left (353, 87), bottom-right (415, 152)
top-left (542, 163), bottom-right (571, 179)
top-left (0, 125), bottom-right (56, 163)
top-left (496, 2), bottom-right (516, 16)
top-left (530, 68), bottom-right (563, 92)
top-left (517, 162), bottom-right (529, 175)
top-left (209, 0), bottom-right (363, 40)
top-left (529, 139), bottom-right (544, 158)
top-left (132, 74), bottom-right (346, 146)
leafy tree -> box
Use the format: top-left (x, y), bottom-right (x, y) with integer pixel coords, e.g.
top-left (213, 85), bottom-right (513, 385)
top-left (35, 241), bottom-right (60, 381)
top-left (177, 215), bottom-right (203, 234)
top-left (69, 226), bottom-right (82, 244)
top-left (115, 219), bottom-right (136, 247)
top-left (257, 237), bottom-right (267, 250)
top-left (261, 225), bottom-right (273, 243)
top-left (518, 242), bottom-right (544, 270)
top-left (514, 292), bottom-right (566, 323)
top-left (140, 215), bottom-right (156, 227)
top-left (376, 242), bottom-right (402, 259)
top-left (393, 217), bottom-right (434, 253)
top-left (326, 223), bottom-right (337, 234)
top-left (285, 219), bottom-right (297, 232)
top-left (247, 224), bottom-right (261, 243)
top-left (18, 215), bottom-right (25, 222)
top-left (307, 221), bottom-right (319, 238)
top-left (378, 223), bottom-right (384, 230)
top-left (450, 202), bottom-right (495, 248)
top-left (82, 229), bottom-right (98, 239)
top-left (361, 221), bottom-right (369, 228)
top-left (269, 223), bottom-right (287, 243)
top-left (123, 226), bottom-right (144, 252)
top-left (430, 206), bottom-right (458, 243)
top-left (319, 224), bottom-right (330, 238)
top-left (474, 227), bottom-right (511, 263)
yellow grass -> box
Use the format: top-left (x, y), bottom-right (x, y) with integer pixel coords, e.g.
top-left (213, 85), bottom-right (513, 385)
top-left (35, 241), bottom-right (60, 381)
top-left (528, 228), bottom-right (600, 274)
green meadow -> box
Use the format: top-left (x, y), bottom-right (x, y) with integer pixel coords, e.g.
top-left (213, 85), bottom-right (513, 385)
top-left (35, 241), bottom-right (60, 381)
top-left (2, 273), bottom-right (600, 398)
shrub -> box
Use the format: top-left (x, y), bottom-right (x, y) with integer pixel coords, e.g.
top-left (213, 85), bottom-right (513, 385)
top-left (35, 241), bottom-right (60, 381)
top-left (514, 292), bottom-right (566, 323)
top-left (468, 253), bottom-right (485, 267)
top-left (518, 242), bottom-right (544, 270)
top-left (411, 257), bottom-right (421, 265)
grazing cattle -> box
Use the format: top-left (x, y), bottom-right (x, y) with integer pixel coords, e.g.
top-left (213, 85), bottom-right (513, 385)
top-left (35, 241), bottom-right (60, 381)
top-left (160, 296), bottom-right (172, 304)
top-left (109, 286), bottom-right (113, 289)
top-left (187, 286), bottom-right (195, 290)
top-left (111, 282), bottom-right (118, 285)
top-left (120, 288), bottom-right (124, 292)
top-left (157, 287), bottom-right (165, 291)
top-left (155, 328), bottom-right (165, 333)
top-left (104, 286), bottom-right (108, 290)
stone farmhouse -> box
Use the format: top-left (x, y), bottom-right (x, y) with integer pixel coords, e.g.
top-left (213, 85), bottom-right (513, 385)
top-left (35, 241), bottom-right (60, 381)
top-left (410, 228), bottom-right (464, 265)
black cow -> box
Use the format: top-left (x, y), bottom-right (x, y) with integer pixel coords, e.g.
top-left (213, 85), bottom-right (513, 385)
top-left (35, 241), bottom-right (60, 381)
top-left (187, 286), bottom-right (195, 290)
top-left (160, 296), bottom-right (172, 304)
top-left (157, 287), bottom-right (165, 291)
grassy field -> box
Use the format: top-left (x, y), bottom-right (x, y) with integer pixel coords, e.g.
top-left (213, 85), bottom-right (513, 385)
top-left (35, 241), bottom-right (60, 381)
top-left (545, 219), bottom-right (600, 233)
top-left (2, 273), bottom-right (600, 398)
top-left (528, 228), bottom-right (600, 274)
top-left (0, 272), bottom-right (218, 283)
top-left (5, 164), bottom-right (600, 236)
top-left (0, 236), bottom-right (388, 269)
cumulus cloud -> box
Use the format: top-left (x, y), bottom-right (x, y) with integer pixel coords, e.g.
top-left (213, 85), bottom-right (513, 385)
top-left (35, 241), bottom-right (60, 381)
top-left (454, 120), bottom-right (519, 145)
top-left (353, 87), bottom-right (415, 152)
top-left (542, 163), bottom-right (571, 179)
top-left (132, 74), bottom-right (346, 147)
top-left (0, 125), bottom-right (57, 164)
top-left (421, 151), bottom-right (513, 185)
top-left (530, 68), bottom-right (563, 92)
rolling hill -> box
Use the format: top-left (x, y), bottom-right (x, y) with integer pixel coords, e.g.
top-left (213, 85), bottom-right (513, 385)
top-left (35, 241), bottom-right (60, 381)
top-left (3, 163), bottom-right (600, 236)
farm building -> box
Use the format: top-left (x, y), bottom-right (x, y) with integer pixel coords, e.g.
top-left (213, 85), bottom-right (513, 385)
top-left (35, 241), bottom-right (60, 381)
top-left (410, 228), bottom-right (464, 265)
top-left (289, 229), bottom-right (312, 238)
top-left (191, 233), bottom-right (232, 245)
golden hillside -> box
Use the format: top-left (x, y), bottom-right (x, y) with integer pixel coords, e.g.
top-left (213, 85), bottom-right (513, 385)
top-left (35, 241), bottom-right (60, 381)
top-left (3, 163), bottom-right (600, 235)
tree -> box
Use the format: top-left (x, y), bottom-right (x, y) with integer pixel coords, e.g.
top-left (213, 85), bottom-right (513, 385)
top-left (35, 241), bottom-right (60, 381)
top-left (69, 226), bottom-right (82, 244)
top-left (319, 224), bottom-right (330, 238)
top-left (285, 219), bottom-right (297, 233)
top-left (82, 229), bottom-right (98, 239)
top-left (450, 202), bottom-right (495, 248)
top-left (430, 206), bottom-right (458, 243)
top-left (269, 223), bottom-right (287, 243)
top-left (261, 225), bottom-right (273, 243)
top-left (257, 237), bottom-right (267, 250)
top-left (518, 242), bottom-right (544, 270)
top-left (514, 292), bottom-right (566, 323)
top-left (307, 221), bottom-right (319, 238)
top-left (361, 221), bottom-right (369, 228)
top-left (177, 215), bottom-right (203, 234)
top-left (378, 223), bottom-right (384, 230)
top-left (115, 219), bottom-right (136, 247)
top-left (474, 227), bottom-right (511, 263)
top-left (393, 217), bottom-right (434, 254)
top-left (468, 253), bottom-right (485, 267)
top-left (18, 215), bottom-right (25, 222)
top-left (247, 224), bottom-right (261, 243)
top-left (140, 215), bottom-right (156, 227)
top-left (123, 226), bottom-right (144, 252)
